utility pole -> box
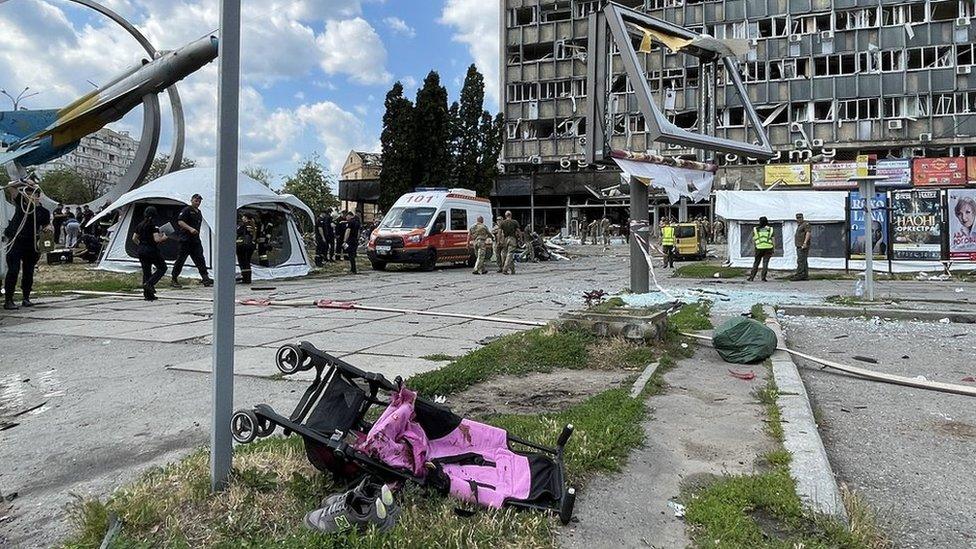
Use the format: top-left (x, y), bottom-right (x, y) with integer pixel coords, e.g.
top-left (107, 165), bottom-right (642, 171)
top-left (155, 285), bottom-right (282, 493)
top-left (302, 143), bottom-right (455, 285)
top-left (211, 0), bottom-right (241, 492)
top-left (0, 87), bottom-right (39, 110)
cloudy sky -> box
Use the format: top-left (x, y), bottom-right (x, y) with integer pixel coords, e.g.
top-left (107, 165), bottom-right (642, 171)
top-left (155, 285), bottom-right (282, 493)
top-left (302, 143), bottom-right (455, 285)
top-left (0, 0), bottom-right (500, 184)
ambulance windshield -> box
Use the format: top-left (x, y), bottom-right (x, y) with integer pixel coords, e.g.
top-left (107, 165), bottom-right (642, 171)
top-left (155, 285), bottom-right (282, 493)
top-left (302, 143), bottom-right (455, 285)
top-left (380, 207), bottom-right (437, 229)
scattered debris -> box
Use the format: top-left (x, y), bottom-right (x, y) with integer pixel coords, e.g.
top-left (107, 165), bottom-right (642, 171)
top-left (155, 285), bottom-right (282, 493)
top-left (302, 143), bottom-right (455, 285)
top-left (833, 334), bottom-right (849, 340)
top-left (551, 300), bottom-right (566, 307)
top-left (728, 369), bottom-right (756, 381)
top-left (11, 402), bottom-right (47, 418)
top-left (582, 289), bottom-right (608, 307)
top-left (963, 377), bottom-right (976, 383)
top-left (667, 500), bottom-right (686, 518)
top-left (852, 356), bottom-right (879, 364)
top-left (939, 318), bottom-right (951, 324)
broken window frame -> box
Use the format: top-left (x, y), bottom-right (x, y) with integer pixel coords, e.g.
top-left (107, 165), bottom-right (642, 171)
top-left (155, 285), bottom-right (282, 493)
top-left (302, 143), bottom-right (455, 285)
top-left (508, 83), bottom-right (539, 103)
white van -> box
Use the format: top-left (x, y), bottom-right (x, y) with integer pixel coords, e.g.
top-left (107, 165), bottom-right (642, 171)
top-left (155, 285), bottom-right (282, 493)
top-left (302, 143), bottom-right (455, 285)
top-left (366, 188), bottom-right (493, 270)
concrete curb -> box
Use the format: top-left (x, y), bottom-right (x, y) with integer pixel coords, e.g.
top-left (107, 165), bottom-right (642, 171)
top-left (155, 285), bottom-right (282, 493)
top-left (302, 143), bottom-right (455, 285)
top-left (762, 305), bottom-right (848, 522)
top-left (629, 361), bottom-right (660, 398)
top-left (779, 305), bottom-right (976, 324)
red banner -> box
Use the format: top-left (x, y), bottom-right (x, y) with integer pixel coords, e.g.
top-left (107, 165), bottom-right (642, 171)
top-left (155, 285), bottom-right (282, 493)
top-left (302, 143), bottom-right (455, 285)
top-left (913, 157), bottom-right (967, 187)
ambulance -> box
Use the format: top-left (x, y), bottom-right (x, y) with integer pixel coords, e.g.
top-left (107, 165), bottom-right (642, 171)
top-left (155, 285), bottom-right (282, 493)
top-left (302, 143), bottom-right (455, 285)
top-left (366, 188), bottom-right (493, 271)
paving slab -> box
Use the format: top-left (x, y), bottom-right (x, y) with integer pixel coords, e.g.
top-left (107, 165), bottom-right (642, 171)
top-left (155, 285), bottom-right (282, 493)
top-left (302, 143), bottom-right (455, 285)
top-left (295, 331), bottom-right (409, 354)
top-left (339, 354), bottom-right (443, 381)
top-left (166, 346), bottom-right (316, 382)
top-left (363, 334), bottom-right (481, 358)
top-left (109, 320), bottom-right (215, 343)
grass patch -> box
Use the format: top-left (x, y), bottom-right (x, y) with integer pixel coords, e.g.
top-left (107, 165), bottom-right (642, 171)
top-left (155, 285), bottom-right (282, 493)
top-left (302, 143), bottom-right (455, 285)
top-left (668, 301), bottom-right (713, 332)
top-left (683, 360), bottom-right (888, 548)
top-left (673, 264), bottom-right (745, 279)
top-left (63, 383), bottom-right (649, 549)
top-left (420, 354), bottom-right (457, 362)
top-left (750, 304), bottom-right (768, 321)
top-left (407, 328), bottom-right (594, 397)
top-left (29, 262), bottom-right (142, 296)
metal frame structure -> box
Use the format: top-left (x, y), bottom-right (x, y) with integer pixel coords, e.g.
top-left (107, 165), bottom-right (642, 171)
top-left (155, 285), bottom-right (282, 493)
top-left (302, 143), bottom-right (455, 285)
top-left (585, 3), bottom-right (775, 163)
top-left (18, 0), bottom-right (187, 208)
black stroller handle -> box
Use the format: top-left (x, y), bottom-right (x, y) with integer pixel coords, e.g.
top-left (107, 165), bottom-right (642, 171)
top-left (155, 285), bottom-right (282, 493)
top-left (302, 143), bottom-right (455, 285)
top-left (298, 341), bottom-right (397, 391)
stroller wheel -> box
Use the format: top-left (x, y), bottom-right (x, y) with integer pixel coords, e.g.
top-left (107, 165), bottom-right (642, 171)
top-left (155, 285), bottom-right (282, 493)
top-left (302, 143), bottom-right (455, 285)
top-left (275, 344), bottom-right (308, 375)
top-left (231, 410), bottom-right (259, 444)
top-left (256, 416), bottom-right (275, 438)
top-left (559, 487), bottom-right (576, 525)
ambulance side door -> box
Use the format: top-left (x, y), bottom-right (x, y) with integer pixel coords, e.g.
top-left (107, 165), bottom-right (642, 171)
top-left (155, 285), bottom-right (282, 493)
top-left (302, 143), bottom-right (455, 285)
top-left (447, 207), bottom-right (470, 256)
top-left (427, 210), bottom-right (449, 250)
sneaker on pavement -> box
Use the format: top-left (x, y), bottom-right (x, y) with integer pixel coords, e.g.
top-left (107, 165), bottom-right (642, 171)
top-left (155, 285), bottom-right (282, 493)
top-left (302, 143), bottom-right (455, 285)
top-left (320, 478), bottom-right (395, 511)
top-left (170, 278), bottom-right (183, 288)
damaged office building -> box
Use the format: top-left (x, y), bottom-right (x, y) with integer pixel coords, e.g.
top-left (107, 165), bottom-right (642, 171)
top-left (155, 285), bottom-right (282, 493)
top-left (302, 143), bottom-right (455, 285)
top-left (498, 0), bottom-right (976, 233)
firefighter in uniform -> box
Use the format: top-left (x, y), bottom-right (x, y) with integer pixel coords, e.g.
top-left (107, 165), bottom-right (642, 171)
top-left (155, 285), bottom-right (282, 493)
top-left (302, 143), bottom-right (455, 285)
top-left (748, 216), bottom-right (775, 282)
top-left (661, 219), bottom-right (676, 269)
top-left (468, 215), bottom-right (491, 275)
top-left (256, 217), bottom-right (273, 267)
top-left (236, 213), bottom-right (257, 284)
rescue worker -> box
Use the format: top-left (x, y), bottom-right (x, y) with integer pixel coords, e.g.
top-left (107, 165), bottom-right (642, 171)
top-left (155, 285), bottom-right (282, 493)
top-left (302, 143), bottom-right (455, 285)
top-left (334, 212), bottom-right (347, 262)
top-left (255, 216), bottom-right (272, 267)
top-left (343, 210), bottom-right (361, 274)
top-left (51, 204), bottom-right (66, 245)
top-left (601, 216), bottom-right (612, 245)
top-left (492, 216), bottom-right (505, 273)
top-left (81, 205), bottom-right (94, 235)
top-left (131, 206), bottom-right (168, 301)
top-left (588, 219), bottom-right (599, 245)
top-left (468, 215), bottom-right (491, 275)
top-left (3, 183), bottom-right (51, 310)
top-left (498, 210), bottom-right (521, 275)
top-left (661, 218), bottom-right (676, 269)
top-left (791, 213), bottom-right (811, 282)
top-left (579, 218), bottom-right (588, 245)
top-left (747, 216), bottom-right (775, 282)
top-left (712, 217), bottom-right (726, 243)
top-left (314, 211), bottom-right (331, 266)
top-left (171, 193), bottom-right (213, 288)
top-left (236, 213), bottom-right (257, 284)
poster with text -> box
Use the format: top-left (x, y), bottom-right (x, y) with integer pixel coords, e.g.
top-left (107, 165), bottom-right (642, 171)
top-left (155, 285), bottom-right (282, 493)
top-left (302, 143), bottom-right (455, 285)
top-left (764, 164), bottom-right (811, 186)
top-left (875, 159), bottom-right (912, 188)
top-left (848, 191), bottom-right (888, 259)
top-left (811, 162), bottom-right (857, 189)
top-left (891, 189), bottom-right (943, 261)
top-left (912, 157), bottom-right (967, 187)
top-left (948, 189), bottom-right (976, 261)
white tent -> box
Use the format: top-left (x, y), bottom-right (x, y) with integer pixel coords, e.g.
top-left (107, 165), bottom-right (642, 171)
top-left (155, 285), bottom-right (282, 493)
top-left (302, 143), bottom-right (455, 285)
top-left (90, 168), bottom-right (314, 280)
top-left (716, 190), bottom-right (955, 273)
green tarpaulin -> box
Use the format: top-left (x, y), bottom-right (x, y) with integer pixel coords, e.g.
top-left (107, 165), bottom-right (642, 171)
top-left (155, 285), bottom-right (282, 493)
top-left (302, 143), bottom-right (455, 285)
top-left (712, 317), bottom-right (778, 364)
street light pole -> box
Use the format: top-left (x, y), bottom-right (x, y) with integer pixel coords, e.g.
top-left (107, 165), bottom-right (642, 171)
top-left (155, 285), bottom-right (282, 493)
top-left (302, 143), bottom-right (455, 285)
top-left (0, 87), bottom-right (40, 110)
top-left (211, 0), bottom-right (241, 492)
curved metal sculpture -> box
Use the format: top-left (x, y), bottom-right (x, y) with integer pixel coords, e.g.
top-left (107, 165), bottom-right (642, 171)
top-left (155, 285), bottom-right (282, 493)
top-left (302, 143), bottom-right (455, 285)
top-left (54, 0), bottom-right (185, 208)
top-left (0, 0), bottom-right (211, 209)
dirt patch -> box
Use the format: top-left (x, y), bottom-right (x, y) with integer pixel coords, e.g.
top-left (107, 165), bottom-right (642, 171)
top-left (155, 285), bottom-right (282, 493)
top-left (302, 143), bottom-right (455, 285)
top-left (446, 369), bottom-right (631, 417)
top-left (934, 420), bottom-right (976, 439)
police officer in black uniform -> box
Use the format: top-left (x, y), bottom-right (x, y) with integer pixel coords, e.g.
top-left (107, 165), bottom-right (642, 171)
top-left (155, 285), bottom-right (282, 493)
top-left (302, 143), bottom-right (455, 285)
top-left (334, 212), bottom-right (347, 261)
top-left (343, 210), bottom-right (362, 274)
top-left (171, 193), bottom-right (213, 288)
top-left (314, 210), bottom-right (333, 266)
top-left (3, 183), bottom-right (51, 310)
top-left (236, 213), bottom-right (256, 284)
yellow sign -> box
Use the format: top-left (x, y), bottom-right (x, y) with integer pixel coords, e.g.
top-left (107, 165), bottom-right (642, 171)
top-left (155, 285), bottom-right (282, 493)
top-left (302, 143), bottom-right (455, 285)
top-left (764, 164), bottom-right (811, 186)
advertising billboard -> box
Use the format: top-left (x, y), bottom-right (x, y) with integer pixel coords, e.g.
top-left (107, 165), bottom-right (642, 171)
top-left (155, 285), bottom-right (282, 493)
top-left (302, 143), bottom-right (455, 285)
top-left (811, 162), bottom-right (857, 189)
top-left (764, 164), bottom-right (811, 186)
top-left (948, 189), bottom-right (976, 261)
top-left (912, 157), bottom-right (967, 187)
top-left (875, 159), bottom-right (911, 188)
top-left (848, 191), bottom-right (888, 259)
top-left (891, 189), bottom-right (943, 261)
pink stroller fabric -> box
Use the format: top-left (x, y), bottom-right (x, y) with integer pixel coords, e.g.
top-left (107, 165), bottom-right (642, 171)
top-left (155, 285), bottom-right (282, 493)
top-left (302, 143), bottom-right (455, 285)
top-left (428, 419), bottom-right (532, 508)
top-left (357, 386), bottom-right (428, 475)
top-left (357, 387), bottom-right (533, 509)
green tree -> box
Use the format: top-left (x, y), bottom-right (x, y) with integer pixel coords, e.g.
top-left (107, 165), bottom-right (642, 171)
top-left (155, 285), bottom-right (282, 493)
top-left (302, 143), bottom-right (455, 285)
top-left (38, 168), bottom-right (93, 204)
top-left (411, 71), bottom-right (451, 188)
top-left (145, 154), bottom-right (196, 182)
top-left (282, 155), bottom-right (339, 231)
top-left (243, 166), bottom-right (275, 187)
top-left (453, 65), bottom-right (486, 191)
top-left (379, 81), bottom-right (415, 210)
top-left (477, 112), bottom-right (504, 197)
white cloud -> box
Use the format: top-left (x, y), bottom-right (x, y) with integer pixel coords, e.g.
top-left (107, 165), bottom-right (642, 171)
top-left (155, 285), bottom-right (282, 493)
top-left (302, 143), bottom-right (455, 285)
top-left (317, 17), bottom-right (392, 86)
top-left (383, 16), bottom-right (415, 38)
top-left (296, 101), bottom-right (378, 172)
top-left (439, 0), bottom-right (501, 107)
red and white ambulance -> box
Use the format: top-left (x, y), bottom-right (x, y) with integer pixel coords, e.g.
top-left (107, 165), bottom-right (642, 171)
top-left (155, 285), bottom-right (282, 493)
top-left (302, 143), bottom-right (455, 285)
top-left (366, 188), bottom-right (492, 271)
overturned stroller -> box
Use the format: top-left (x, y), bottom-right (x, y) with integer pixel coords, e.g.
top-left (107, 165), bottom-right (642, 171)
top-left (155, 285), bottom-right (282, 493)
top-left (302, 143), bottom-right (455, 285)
top-left (231, 341), bottom-right (577, 525)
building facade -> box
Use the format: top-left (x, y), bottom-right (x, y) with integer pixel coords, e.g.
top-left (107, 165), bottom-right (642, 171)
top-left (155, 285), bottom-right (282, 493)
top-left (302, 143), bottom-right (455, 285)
top-left (499, 0), bottom-right (976, 232)
top-left (35, 127), bottom-right (138, 190)
top-left (337, 150), bottom-right (383, 221)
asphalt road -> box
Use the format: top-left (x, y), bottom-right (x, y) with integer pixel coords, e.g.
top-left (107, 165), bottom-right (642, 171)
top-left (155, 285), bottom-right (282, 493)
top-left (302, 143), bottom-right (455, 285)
top-left (781, 314), bottom-right (976, 549)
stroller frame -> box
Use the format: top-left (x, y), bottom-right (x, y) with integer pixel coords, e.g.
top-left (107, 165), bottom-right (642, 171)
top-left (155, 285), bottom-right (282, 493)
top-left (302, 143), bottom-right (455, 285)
top-left (231, 341), bottom-right (577, 524)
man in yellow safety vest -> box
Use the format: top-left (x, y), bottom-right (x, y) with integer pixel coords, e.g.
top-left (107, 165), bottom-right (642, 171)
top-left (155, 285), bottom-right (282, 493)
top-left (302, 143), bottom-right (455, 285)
top-left (661, 219), bottom-right (676, 268)
top-left (747, 216), bottom-right (775, 282)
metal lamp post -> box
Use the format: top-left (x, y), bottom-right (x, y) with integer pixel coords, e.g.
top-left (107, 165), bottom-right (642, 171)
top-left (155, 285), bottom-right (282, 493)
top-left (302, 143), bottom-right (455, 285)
top-left (211, 0), bottom-right (241, 491)
top-left (848, 175), bottom-right (888, 302)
